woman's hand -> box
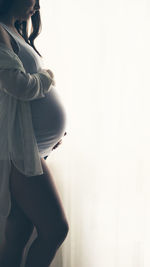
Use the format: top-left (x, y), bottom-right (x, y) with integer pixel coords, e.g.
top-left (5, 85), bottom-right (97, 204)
top-left (52, 132), bottom-right (67, 150)
top-left (46, 69), bottom-right (56, 86)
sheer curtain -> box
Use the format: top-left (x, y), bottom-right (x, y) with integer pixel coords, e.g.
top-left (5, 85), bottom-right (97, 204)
top-left (23, 0), bottom-right (150, 266)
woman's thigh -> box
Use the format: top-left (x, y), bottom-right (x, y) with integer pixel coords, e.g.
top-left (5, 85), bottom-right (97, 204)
top-left (9, 158), bottom-right (68, 240)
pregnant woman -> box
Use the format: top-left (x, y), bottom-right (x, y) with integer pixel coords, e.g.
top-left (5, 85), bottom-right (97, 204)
top-left (0, 0), bottom-right (69, 266)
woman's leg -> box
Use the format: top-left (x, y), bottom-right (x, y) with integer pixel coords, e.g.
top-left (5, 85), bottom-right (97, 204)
top-left (0, 185), bottom-right (34, 267)
top-left (9, 158), bottom-right (69, 267)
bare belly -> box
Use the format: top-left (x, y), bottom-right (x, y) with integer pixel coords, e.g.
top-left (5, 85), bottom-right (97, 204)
top-left (30, 86), bottom-right (66, 157)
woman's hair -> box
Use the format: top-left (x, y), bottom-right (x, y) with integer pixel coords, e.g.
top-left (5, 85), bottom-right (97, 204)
top-left (0, 0), bottom-right (42, 57)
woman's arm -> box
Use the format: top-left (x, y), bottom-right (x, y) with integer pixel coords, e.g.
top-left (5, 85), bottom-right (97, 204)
top-left (0, 28), bottom-right (54, 101)
top-left (0, 67), bottom-right (53, 101)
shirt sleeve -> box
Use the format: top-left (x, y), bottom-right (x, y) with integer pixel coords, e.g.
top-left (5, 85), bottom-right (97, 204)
top-left (0, 68), bottom-right (53, 101)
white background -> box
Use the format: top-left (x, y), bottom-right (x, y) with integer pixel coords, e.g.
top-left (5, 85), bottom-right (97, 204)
top-left (34, 0), bottom-right (150, 266)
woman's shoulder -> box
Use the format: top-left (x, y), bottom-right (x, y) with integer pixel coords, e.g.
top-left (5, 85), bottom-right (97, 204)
top-left (0, 24), bottom-right (14, 52)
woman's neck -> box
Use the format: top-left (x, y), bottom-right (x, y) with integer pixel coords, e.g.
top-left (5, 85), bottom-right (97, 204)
top-left (0, 14), bottom-right (18, 29)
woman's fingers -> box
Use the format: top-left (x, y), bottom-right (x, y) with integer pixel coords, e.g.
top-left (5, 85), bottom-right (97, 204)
top-left (52, 132), bottom-right (67, 150)
top-left (51, 79), bottom-right (56, 86)
top-left (46, 69), bottom-right (54, 78)
top-left (52, 139), bottom-right (62, 150)
top-left (45, 69), bottom-right (56, 86)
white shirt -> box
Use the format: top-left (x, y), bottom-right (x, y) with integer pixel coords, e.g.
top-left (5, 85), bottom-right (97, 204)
top-left (0, 43), bottom-right (53, 222)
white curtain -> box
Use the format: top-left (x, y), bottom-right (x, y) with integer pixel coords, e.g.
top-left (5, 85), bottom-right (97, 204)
top-left (22, 0), bottom-right (150, 266)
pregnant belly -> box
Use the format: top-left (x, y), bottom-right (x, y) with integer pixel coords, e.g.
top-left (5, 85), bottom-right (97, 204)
top-left (30, 87), bottom-right (66, 148)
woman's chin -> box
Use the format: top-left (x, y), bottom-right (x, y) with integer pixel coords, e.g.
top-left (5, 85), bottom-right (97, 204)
top-left (18, 14), bottom-right (32, 22)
